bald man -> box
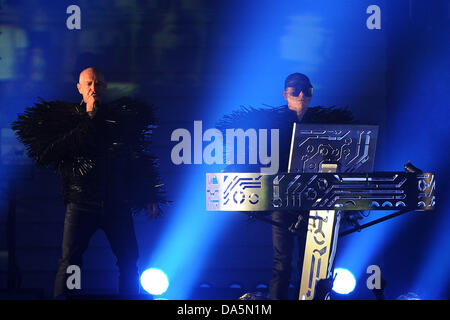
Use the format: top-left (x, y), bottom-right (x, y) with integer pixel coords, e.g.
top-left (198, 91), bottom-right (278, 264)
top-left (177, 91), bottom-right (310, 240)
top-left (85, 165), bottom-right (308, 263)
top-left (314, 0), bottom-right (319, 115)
top-left (77, 67), bottom-right (107, 117)
top-left (12, 67), bottom-right (164, 299)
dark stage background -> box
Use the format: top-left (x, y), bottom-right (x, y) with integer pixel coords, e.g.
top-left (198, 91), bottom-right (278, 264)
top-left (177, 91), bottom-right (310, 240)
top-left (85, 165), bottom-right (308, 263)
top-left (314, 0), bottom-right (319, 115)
top-left (0, 0), bottom-right (448, 300)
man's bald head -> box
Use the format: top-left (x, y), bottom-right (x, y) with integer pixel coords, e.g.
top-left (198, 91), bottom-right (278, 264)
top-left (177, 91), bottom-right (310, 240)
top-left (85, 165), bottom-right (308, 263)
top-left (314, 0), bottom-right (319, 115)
top-left (78, 67), bottom-right (104, 83)
top-left (77, 67), bottom-right (107, 106)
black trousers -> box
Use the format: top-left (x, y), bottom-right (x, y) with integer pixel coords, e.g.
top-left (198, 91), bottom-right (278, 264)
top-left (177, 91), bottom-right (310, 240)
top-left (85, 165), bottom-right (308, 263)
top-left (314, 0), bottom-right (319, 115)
top-left (269, 210), bottom-right (307, 300)
top-left (53, 201), bottom-right (139, 298)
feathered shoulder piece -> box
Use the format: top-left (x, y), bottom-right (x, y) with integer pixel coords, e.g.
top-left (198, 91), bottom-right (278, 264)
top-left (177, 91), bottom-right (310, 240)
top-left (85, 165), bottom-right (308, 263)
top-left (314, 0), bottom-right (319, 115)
top-left (216, 105), bottom-right (355, 132)
top-left (106, 97), bottom-right (157, 132)
top-left (11, 98), bottom-right (90, 170)
top-left (302, 106), bottom-right (355, 124)
top-left (216, 105), bottom-right (293, 131)
top-left (215, 105), bottom-right (355, 174)
top-left (103, 96), bottom-right (158, 153)
top-left (104, 97), bottom-right (169, 209)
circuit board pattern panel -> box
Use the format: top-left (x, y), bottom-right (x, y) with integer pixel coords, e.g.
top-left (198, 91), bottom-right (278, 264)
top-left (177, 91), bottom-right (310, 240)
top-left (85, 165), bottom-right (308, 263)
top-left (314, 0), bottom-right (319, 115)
top-left (206, 172), bottom-right (435, 211)
top-left (289, 124), bottom-right (379, 173)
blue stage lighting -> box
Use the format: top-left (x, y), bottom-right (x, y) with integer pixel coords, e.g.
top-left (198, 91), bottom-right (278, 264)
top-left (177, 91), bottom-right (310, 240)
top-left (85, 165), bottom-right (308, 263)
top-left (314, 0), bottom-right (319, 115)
top-left (397, 292), bottom-right (421, 300)
top-left (332, 268), bottom-right (356, 295)
top-left (140, 268), bottom-right (169, 295)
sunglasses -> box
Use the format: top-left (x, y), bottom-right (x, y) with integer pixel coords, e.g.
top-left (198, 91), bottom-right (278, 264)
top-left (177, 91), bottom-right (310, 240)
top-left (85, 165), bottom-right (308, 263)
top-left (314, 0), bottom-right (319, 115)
top-left (290, 85), bottom-right (313, 97)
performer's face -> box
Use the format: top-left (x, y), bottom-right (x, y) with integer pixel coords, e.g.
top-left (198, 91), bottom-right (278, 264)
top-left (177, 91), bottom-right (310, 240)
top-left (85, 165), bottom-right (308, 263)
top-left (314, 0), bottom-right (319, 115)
top-left (77, 68), bottom-right (107, 104)
top-left (283, 86), bottom-right (312, 117)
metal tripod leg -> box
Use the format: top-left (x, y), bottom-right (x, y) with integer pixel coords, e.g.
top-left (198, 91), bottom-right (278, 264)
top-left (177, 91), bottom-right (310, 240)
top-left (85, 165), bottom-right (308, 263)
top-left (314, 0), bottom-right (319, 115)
top-left (298, 163), bottom-right (341, 300)
top-left (298, 209), bottom-right (340, 300)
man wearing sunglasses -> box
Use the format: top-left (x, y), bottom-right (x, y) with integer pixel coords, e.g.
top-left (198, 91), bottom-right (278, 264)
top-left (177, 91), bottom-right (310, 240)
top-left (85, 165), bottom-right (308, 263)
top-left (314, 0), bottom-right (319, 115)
top-left (283, 73), bottom-right (314, 120)
top-left (268, 73), bottom-right (356, 300)
top-left (218, 72), bottom-right (353, 300)
top-left (269, 73), bottom-right (314, 300)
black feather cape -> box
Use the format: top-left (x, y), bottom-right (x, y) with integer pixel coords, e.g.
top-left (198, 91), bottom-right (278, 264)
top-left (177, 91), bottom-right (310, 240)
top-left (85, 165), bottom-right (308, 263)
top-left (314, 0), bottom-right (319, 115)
top-left (216, 105), bottom-right (355, 172)
top-left (12, 96), bottom-right (167, 213)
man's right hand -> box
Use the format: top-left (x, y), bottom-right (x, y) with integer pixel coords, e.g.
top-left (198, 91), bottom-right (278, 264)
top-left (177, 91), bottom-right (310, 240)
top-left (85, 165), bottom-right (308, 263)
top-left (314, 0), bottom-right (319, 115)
top-left (85, 95), bottom-right (97, 112)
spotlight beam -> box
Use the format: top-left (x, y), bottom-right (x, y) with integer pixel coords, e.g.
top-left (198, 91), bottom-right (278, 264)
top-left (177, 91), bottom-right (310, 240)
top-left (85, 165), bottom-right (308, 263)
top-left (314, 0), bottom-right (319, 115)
top-left (339, 209), bottom-right (411, 238)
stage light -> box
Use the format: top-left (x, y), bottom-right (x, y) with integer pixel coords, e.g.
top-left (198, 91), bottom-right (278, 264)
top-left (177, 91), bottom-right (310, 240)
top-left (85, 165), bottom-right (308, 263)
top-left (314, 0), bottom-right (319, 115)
top-left (140, 268), bottom-right (169, 295)
top-left (397, 292), bottom-right (421, 300)
top-left (332, 268), bottom-right (356, 295)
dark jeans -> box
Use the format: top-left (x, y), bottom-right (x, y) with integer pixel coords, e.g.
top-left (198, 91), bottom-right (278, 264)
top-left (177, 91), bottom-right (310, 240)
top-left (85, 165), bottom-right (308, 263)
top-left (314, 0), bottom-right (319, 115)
top-left (269, 210), bottom-right (307, 300)
top-left (54, 201), bottom-right (139, 298)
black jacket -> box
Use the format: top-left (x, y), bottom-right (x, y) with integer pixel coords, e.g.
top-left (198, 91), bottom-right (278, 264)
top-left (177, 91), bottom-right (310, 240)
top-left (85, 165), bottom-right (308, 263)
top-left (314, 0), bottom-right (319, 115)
top-left (216, 105), bottom-right (355, 172)
top-left (12, 97), bottom-right (166, 213)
